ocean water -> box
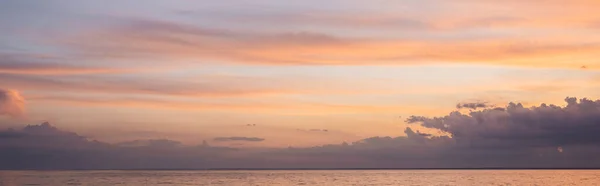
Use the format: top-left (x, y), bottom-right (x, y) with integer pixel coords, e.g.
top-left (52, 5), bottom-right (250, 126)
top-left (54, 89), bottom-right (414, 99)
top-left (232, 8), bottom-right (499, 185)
top-left (0, 170), bottom-right (598, 185)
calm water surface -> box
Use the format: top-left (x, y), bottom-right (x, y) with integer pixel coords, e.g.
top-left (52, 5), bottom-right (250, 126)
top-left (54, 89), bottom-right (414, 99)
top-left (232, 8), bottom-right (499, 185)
top-left (0, 170), bottom-right (598, 186)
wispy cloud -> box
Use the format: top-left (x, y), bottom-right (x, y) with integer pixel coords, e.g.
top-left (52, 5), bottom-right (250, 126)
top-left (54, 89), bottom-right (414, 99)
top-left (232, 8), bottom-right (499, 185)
top-left (213, 137), bottom-right (265, 142)
top-left (0, 53), bottom-right (133, 75)
top-left (57, 19), bottom-right (600, 69)
top-left (28, 94), bottom-right (416, 115)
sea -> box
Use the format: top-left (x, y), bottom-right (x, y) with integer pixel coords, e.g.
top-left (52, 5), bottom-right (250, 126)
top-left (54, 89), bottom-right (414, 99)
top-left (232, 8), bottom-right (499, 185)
top-left (0, 170), bottom-right (598, 185)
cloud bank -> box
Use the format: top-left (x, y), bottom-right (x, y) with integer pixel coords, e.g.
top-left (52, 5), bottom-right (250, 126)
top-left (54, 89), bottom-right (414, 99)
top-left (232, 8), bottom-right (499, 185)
top-left (3, 97), bottom-right (600, 169)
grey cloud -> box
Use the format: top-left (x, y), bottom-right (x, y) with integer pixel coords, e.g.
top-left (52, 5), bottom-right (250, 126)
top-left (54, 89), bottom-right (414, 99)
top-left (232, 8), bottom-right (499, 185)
top-left (116, 139), bottom-right (182, 148)
top-left (213, 137), bottom-right (265, 142)
top-left (456, 101), bottom-right (490, 110)
top-left (0, 130), bottom-right (25, 139)
top-left (0, 122), bottom-right (241, 169)
top-left (0, 122), bottom-right (103, 149)
top-left (408, 97), bottom-right (600, 148)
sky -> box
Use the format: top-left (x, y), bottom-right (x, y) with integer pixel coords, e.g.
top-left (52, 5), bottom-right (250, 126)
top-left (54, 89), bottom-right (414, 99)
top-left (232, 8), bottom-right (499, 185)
top-left (2, 0), bottom-right (600, 169)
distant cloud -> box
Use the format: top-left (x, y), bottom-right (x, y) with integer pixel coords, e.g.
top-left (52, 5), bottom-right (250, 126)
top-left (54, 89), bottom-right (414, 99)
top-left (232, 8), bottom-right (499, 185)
top-left (408, 97), bottom-right (600, 148)
top-left (298, 129), bottom-right (329, 132)
top-left (0, 130), bottom-right (25, 139)
top-left (456, 101), bottom-right (490, 110)
top-left (213, 137), bottom-right (265, 142)
top-left (6, 99), bottom-right (600, 170)
top-left (0, 89), bottom-right (25, 118)
top-left (116, 139), bottom-right (182, 148)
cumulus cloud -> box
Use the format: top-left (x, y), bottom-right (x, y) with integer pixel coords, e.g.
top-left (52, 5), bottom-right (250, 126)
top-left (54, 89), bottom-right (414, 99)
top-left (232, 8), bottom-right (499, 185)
top-left (213, 137), bottom-right (265, 142)
top-left (0, 89), bottom-right (25, 118)
top-left (408, 97), bottom-right (600, 148)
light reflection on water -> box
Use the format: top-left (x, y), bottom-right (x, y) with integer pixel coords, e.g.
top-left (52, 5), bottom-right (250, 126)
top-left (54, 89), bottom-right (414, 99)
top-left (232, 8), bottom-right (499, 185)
top-left (0, 170), bottom-right (598, 185)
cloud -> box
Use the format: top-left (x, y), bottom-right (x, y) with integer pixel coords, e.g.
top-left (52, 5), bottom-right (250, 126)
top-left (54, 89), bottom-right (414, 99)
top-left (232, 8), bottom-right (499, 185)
top-left (297, 129), bottom-right (329, 132)
top-left (58, 19), bottom-right (600, 69)
top-left (407, 97), bottom-right (600, 148)
top-left (177, 9), bottom-right (434, 30)
top-left (5, 105), bottom-right (600, 170)
top-left (213, 137), bottom-right (265, 142)
top-left (0, 53), bottom-right (131, 75)
top-left (456, 101), bottom-right (490, 110)
top-left (116, 139), bottom-right (182, 148)
top-left (0, 73), bottom-right (299, 98)
top-left (0, 71), bottom-right (407, 101)
top-left (0, 89), bottom-right (25, 118)
top-left (0, 130), bottom-right (25, 139)
top-left (0, 122), bottom-right (103, 149)
top-left (175, 0), bottom-right (600, 32)
top-left (26, 93), bottom-right (411, 115)
top-left (0, 122), bottom-right (240, 169)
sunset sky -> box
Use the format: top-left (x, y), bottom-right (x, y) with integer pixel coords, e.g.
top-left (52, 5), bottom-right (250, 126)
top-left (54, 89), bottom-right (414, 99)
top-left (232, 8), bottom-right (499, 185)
top-left (2, 0), bottom-right (600, 150)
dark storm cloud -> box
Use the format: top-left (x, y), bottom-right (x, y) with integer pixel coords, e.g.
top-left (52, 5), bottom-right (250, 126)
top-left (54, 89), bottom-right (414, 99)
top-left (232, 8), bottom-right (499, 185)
top-left (213, 137), bottom-right (265, 142)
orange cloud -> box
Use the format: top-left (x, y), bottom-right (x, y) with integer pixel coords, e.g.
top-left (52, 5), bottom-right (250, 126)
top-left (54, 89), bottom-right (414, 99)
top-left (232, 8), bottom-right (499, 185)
top-left (0, 67), bottom-right (132, 75)
top-left (0, 89), bottom-right (25, 118)
top-left (60, 19), bottom-right (600, 69)
top-left (0, 53), bottom-right (135, 75)
top-left (28, 95), bottom-right (438, 115)
top-left (0, 72), bottom-right (431, 98)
